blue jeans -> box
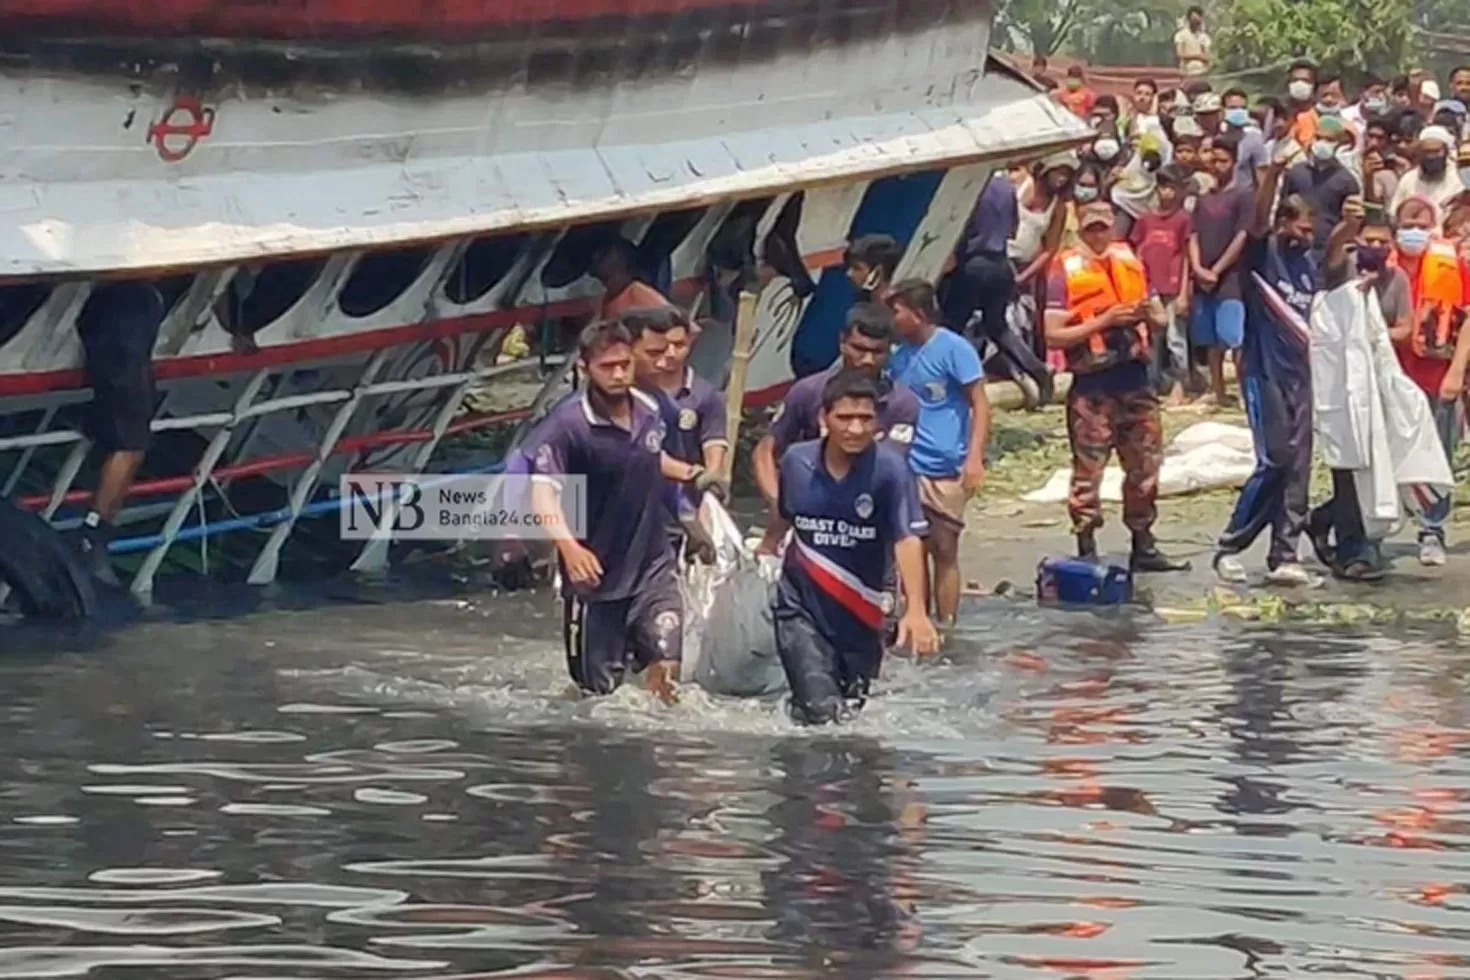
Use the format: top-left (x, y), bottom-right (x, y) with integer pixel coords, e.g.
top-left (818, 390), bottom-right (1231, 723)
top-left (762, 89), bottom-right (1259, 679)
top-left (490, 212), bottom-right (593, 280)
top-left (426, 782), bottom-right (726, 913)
top-left (1419, 398), bottom-right (1460, 540)
top-left (1190, 294), bottom-right (1246, 350)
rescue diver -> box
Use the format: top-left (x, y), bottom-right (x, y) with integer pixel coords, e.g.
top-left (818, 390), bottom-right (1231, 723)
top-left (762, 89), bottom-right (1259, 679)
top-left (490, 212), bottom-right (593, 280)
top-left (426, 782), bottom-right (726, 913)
top-left (753, 302), bottom-right (919, 514)
top-left (756, 369), bottom-right (940, 725)
top-left (528, 319), bottom-right (713, 702)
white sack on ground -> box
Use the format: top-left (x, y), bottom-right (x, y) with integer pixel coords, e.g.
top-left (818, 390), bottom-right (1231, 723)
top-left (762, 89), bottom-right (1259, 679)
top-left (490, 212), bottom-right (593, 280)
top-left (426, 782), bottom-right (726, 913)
top-left (1308, 282), bottom-right (1454, 537)
top-left (1023, 422), bottom-right (1257, 503)
top-left (679, 496), bottom-right (787, 698)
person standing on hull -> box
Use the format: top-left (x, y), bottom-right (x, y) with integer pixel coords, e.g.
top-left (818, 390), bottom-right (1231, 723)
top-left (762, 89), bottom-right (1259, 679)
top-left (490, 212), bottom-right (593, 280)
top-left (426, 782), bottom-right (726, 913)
top-left (886, 280), bottom-right (990, 626)
top-left (1213, 154), bottom-right (1342, 586)
top-left (752, 303), bottom-right (919, 513)
top-left (1043, 201), bottom-right (1190, 573)
top-left (74, 281), bottom-right (167, 586)
top-left (529, 320), bottom-right (702, 703)
top-left (756, 371), bottom-right (939, 726)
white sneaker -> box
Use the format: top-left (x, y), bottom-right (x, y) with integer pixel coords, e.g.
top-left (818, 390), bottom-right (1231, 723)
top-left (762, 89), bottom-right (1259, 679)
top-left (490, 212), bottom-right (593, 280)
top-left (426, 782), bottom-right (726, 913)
top-left (1419, 536), bottom-right (1448, 567)
top-left (1264, 562), bottom-right (1323, 588)
top-left (1214, 553), bottom-right (1248, 584)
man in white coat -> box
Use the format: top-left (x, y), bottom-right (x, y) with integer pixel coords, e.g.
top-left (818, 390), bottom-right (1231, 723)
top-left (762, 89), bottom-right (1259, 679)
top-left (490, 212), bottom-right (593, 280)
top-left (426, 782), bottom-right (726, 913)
top-left (1305, 202), bottom-right (1456, 578)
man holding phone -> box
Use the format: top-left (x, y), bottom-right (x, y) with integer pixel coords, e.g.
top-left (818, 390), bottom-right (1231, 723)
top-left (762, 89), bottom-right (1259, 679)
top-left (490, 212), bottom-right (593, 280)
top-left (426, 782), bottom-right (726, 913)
top-left (1043, 201), bottom-right (1190, 572)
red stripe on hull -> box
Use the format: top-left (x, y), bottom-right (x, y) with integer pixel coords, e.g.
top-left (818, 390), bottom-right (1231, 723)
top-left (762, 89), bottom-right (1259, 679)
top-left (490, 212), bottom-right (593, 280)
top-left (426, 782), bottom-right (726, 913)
top-left (0, 297), bottom-right (597, 397)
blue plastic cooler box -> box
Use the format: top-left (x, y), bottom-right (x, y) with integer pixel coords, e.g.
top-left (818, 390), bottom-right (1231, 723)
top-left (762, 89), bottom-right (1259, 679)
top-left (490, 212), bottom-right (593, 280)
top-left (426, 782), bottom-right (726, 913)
top-left (1036, 556), bottom-right (1134, 605)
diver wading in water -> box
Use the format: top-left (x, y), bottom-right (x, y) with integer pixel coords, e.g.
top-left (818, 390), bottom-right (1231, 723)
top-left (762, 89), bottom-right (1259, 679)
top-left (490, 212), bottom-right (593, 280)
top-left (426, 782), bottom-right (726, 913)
top-left (527, 319), bottom-right (716, 702)
top-left (757, 370), bottom-right (938, 725)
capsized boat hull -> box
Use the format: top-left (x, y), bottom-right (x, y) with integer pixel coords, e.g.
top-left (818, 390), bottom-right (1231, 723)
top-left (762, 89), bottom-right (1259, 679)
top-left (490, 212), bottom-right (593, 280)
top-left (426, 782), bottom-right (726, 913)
top-left (0, 0), bottom-right (1088, 592)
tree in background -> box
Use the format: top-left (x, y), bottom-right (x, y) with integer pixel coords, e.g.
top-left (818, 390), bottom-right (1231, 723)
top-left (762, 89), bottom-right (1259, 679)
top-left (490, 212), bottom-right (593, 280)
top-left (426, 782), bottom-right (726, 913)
top-left (994, 0), bottom-right (1094, 60)
top-left (1214, 0), bottom-right (1416, 77)
top-left (996, 0), bottom-right (1194, 67)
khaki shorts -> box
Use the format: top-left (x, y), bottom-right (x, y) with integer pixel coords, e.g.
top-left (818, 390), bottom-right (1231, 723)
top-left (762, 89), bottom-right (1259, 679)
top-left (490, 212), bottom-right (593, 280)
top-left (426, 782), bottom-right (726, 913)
top-left (917, 475), bottom-right (967, 534)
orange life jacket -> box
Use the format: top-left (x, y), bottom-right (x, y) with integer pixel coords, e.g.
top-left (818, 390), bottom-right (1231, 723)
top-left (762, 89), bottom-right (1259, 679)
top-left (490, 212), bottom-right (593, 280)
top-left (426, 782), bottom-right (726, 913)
top-left (1395, 240), bottom-right (1467, 361)
top-left (1051, 242), bottom-right (1151, 374)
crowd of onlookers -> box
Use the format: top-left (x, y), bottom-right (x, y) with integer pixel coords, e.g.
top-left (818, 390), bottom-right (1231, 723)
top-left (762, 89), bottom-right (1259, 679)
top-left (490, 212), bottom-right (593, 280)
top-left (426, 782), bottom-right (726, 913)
top-left (939, 31), bottom-right (1470, 584)
top-left (959, 41), bottom-right (1470, 415)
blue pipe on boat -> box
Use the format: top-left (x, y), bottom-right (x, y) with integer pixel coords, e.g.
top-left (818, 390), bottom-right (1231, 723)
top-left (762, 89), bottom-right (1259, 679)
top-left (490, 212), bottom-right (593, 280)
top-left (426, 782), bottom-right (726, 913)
top-left (107, 460), bottom-right (509, 556)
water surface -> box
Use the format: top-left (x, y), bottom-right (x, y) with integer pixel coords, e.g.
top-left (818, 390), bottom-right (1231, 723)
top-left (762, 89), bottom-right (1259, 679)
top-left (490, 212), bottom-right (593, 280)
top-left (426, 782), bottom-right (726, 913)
top-left (0, 591), bottom-right (1467, 979)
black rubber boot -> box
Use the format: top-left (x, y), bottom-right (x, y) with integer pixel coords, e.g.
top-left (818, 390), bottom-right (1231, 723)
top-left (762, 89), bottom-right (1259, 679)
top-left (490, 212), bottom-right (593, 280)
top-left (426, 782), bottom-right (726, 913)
top-left (1130, 531), bottom-right (1191, 573)
top-left (1036, 369), bottom-right (1056, 408)
top-left (1076, 529), bottom-right (1098, 560)
top-left (77, 513), bottom-right (120, 589)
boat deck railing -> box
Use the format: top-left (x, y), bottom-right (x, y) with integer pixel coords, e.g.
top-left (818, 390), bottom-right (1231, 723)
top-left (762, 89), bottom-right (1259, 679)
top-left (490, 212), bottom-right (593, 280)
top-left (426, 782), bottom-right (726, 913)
top-left (0, 343), bottom-right (574, 600)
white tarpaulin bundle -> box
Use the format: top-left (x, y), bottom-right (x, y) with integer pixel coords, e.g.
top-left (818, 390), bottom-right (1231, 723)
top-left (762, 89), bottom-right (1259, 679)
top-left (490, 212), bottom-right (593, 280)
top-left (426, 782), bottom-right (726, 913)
top-left (1308, 281), bottom-right (1454, 537)
top-left (679, 497), bottom-right (788, 698)
top-left (1023, 421), bottom-right (1258, 504)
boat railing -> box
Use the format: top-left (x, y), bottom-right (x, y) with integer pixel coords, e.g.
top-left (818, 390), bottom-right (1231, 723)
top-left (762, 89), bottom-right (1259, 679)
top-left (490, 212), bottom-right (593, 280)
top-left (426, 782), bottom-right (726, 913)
top-left (1, 348), bottom-right (572, 600)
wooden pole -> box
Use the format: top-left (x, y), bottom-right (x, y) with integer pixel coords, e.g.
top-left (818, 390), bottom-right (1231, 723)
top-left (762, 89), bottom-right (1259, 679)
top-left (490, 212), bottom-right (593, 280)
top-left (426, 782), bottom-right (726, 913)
top-left (719, 290), bottom-right (760, 485)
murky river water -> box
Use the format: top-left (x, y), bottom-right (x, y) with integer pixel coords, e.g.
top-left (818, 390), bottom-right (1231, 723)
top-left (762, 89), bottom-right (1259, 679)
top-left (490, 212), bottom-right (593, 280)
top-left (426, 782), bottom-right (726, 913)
top-left (0, 588), bottom-right (1467, 979)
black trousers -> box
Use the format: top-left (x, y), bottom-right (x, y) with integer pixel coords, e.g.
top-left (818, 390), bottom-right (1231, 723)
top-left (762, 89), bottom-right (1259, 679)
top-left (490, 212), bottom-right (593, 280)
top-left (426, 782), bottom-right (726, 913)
top-left (1307, 469), bottom-right (1370, 568)
top-left (774, 609), bottom-right (882, 726)
top-left (944, 253), bottom-right (1050, 386)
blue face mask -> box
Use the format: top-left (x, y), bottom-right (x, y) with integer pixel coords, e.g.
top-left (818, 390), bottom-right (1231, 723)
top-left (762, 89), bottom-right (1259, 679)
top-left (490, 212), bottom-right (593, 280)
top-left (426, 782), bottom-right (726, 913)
top-left (1397, 227), bottom-right (1432, 256)
top-left (1224, 107), bottom-right (1250, 128)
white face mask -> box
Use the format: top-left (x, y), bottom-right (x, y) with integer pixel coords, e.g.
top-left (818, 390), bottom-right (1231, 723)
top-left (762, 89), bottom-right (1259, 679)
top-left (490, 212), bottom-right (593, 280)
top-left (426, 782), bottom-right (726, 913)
top-left (1074, 186), bottom-right (1100, 203)
top-left (1288, 79), bottom-right (1314, 102)
top-left (1311, 139), bottom-right (1337, 162)
top-left (1093, 138), bottom-right (1121, 161)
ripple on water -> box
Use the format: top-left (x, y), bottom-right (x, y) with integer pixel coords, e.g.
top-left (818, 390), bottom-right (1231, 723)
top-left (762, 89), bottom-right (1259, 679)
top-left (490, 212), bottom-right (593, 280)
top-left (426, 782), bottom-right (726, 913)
top-left (276, 703), bottom-right (381, 715)
top-left (0, 884), bottom-right (410, 908)
top-left (0, 905), bottom-right (279, 936)
top-left (353, 789), bottom-right (429, 806)
top-left (0, 944), bottom-right (443, 977)
top-left (87, 869), bottom-right (221, 886)
top-left (218, 804), bottom-right (333, 817)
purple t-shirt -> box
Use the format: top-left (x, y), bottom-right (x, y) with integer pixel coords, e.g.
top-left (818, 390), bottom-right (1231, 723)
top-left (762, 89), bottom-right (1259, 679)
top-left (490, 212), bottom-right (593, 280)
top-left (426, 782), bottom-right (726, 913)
top-left (529, 388), bottom-right (674, 601)
top-left (776, 439), bottom-right (927, 647)
top-left (662, 370), bottom-right (729, 509)
top-left (1191, 184), bottom-right (1253, 299)
top-left (769, 363), bottom-right (920, 458)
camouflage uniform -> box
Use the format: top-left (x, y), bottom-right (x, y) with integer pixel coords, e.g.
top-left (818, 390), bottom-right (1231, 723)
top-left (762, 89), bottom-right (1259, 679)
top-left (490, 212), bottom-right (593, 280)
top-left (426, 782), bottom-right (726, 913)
top-left (1065, 387), bottom-right (1164, 535)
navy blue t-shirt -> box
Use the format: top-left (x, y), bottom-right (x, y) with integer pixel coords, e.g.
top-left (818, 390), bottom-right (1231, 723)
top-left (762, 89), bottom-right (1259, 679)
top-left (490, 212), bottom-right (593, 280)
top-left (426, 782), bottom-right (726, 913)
top-left (775, 440), bottom-right (928, 646)
top-left (661, 370), bottom-right (729, 512)
top-left (770, 363), bottom-right (920, 458)
top-left (1241, 236), bottom-right (1316, 388)
top-left (529, 389), bottom-right (674, 601)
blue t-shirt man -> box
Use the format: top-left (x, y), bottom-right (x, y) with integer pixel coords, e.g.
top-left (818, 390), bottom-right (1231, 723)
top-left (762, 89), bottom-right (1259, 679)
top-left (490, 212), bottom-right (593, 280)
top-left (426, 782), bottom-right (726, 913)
top-left (887, 326), bottom-right (984, 479)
